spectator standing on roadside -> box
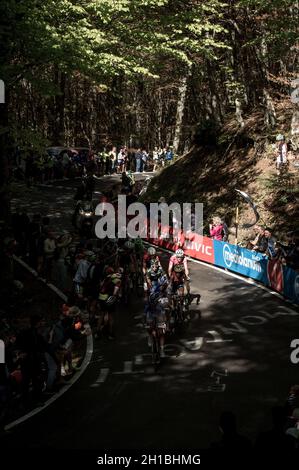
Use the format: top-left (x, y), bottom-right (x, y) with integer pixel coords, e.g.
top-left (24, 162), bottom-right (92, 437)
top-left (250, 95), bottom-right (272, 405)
top-left (165, 147), bottom-right (174, 164)
top-left (264, 228), bottom-right (277, 259)
top-left (142, 149), bottom-right (149, 172)
top-left (43, 230), bottom-right (56, 281)
top-left (249, 225), bottom-right (268, 253)
top-left (209, 217), bottom-right (224, 241)
top-left (109, 146), bottom-right (117, 174)
top-left (61, 150), bottom-right (71, 178)
top-left (135, 148), bottom-right (143, 173)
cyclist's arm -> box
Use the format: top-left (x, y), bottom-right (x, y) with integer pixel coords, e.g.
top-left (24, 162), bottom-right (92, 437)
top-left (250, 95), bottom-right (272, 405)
top-left (113, 282), bottom-right (120, 297)
top-left (183, 257), bottom-right (189, 278)
top-left (168, 260), bottom-right (173, 278)
top-left (142, 258), bottom-right (148, 275)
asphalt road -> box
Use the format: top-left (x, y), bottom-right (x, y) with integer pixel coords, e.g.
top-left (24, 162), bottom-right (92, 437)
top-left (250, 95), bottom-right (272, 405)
top-left (5, 175), bottom-right (299, 450)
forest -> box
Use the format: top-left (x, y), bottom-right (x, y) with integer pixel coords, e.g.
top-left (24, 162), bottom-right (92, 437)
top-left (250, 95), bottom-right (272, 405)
top-left (0, 1), bottom-right (298, 229)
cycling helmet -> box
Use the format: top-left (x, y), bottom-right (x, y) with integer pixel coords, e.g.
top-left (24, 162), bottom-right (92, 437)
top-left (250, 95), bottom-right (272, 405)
top-left (106, 296), bottom-right (116, 306)
top-left (174, 264), bottom-right (184, 273)
top-left (111, 273), bottom-right (122, 280)
top-left (148, 247), bottom-right (156, 256)
top-left (124, 240), bottom-right (134, 250)
top-left (175, 249), bottom-right (184, 258)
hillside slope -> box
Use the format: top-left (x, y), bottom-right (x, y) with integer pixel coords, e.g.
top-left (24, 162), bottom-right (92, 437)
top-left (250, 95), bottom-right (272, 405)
top-left (143, 108), bottom-right (299, 244)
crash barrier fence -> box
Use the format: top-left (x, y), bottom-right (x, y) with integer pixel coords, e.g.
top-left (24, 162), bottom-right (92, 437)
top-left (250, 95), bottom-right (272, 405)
top-left (145, 224), bottom-right (299, 306)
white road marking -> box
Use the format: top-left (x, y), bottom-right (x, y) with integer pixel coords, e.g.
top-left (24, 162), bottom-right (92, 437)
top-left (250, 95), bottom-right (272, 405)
top-left (135, 355), bottom-right (143, 365)
top-left (179, 337), bottom-right (204, 351)
top-left (211, 369), bottom-right (228, 378)
top-left (143, 242), bottom-right (299, 311)
top-left (205, 330), bottom-right (232, 343)
top-left (90, 368), bottom-right (110, 388)
top-left (113, 361), bottom-right (134, 375)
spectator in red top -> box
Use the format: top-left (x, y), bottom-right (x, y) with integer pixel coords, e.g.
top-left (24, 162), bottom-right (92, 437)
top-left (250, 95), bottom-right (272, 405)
top-left (209, 217), bottom-right (224, 241)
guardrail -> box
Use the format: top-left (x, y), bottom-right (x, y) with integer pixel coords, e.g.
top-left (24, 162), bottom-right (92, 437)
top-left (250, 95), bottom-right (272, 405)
top-left (147, 227), bottom-right (299, 306)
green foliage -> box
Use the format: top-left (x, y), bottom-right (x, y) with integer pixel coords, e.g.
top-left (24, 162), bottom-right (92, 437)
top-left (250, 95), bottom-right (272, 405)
top-left (0, 0), bottom-right (228, 91)
top-left (237, 0), bottom-right (298, 58)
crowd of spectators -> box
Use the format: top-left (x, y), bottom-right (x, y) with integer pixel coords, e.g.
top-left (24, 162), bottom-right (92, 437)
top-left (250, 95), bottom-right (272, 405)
top-left (210, 386), bottom-right (299, 456)
top-left (247, 225), bottom-right (299, 270)
top-left (12, 145), bottom-right (175, 188)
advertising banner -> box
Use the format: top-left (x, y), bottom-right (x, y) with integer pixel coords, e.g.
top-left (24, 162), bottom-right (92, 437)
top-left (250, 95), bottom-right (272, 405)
top-left (213, 241), bottom-right (268, 284)
top-left (283, 266), bottom-right (299, 305)
top-left (147, 224), bottom-right (214, 264)
top-left (148, 227), bottom-right (299, 306)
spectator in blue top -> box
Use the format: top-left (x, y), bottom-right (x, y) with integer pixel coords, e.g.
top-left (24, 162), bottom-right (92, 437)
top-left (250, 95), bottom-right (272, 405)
top-left (165, 147), bottom-right (174, 162)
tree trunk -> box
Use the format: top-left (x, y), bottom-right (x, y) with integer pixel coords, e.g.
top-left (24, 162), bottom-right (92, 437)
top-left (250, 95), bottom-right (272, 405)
top-left (263, 88), bottom-right (276, 127)
top-left (173, 68), bottom-right (191, 154)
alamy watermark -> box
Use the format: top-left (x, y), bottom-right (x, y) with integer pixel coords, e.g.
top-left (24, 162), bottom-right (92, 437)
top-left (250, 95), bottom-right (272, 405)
top-left (0, 79), bottom-right (5, 104)
top-left (290, 339), bottom-right (299, 364)
top-left (0, 339), bottom-right (4, 364)
top-left (94, 197), bottom-right (203, 239)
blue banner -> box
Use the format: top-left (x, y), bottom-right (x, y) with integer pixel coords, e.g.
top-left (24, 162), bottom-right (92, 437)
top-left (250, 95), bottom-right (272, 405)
top-left (213, 241), bottom-right (268, 284)
top-left (213, 240), bottom-right (299, 305)
top-left (283, 266), bottom-right (299, 305)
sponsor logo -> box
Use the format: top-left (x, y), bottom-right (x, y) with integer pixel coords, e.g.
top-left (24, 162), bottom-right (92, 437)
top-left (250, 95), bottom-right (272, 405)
top-left (223, 244), bottom-right (262, 272)
top-left (184, 240), bottom-right (213, 256)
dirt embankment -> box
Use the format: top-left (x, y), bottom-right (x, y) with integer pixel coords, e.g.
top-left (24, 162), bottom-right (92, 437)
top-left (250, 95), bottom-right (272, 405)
top-left (143, 106), bottom-right (299, 244)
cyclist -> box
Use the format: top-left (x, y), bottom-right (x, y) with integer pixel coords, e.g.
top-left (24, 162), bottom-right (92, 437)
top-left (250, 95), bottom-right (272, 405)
top-left (118, 240), bottom-right (137, 271)
top-left (168, 248), bottom-right (190, 295)
top-left (118, 240), bottom-right (138, 299)
top-left (143, 246), bottom-right (162, 275)
top-left (96, 267), bottom-right (121, 339)
top-left (133, 236), bottom-right (144, 262)
top-left (145, 262), bottom-right (168, 296)
top-left (144, 292), bottom-right (167, 360)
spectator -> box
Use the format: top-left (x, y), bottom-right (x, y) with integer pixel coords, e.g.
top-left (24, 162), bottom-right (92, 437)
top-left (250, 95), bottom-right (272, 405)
top-left (16, 314), bottom-right (56, 403)
top-left (135, 148), bottom-right (143, 173)
top-left (165, 147), bottom-right (174, 163)
top-left (61, 150), bottom-right (71, 178)
top-left (278, 232), bottom-right (299, 271)
top-left (209, 217), bottom-right (224, 241)
top-left (286, 408), bottom-right (299, 443)
top-left (11, 207), bottom-right (30, 256)
top-left (264, 228), bottom-right (276, 259)
top-left (211, 411), bottom-right (252, 452)
top-left (249, 225), bottom-right (268, 253)
top-left (255, 406), bottom-right (296, 454)
top-left (53, 233), bottom-right (72, 290)
top-left (43, 230), bottom-right (56, 281)
top-left (142, 150), bottom-right (149, 171)
top-left (109, 147), bottom-right (117, 174)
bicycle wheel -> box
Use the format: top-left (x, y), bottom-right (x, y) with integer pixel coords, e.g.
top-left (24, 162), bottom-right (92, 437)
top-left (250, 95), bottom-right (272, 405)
top-left (136, 271), bottom-right (144, 297)
top-left (151, 334), bottom-right (160, 364)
